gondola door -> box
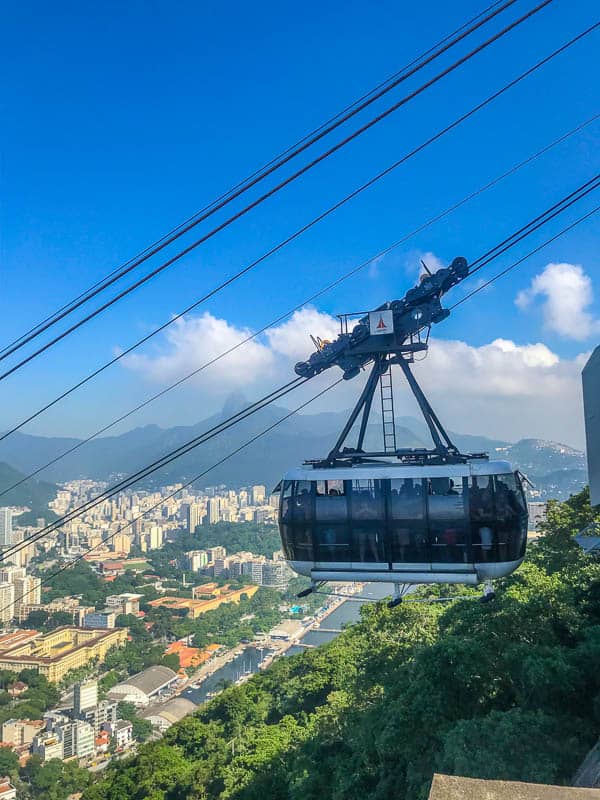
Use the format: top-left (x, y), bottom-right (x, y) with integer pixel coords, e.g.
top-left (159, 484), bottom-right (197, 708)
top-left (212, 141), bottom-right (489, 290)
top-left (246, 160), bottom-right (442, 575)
top-left (349, 479), bottom-right (387, 572)
top-left (313, 478), bottom-right (352, 570)
top-left (426, 476), bottom-right (472, 574)
top-left (389, 477), bottom-right (431, 573)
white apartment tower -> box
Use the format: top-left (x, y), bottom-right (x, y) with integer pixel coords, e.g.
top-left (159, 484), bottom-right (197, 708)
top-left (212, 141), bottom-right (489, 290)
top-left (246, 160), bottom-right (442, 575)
top-left (0, 583), bottom-right (15, 623)
top-left (148, 526), bottom-right (163, 550)
top-left (207, 498), bottom-right (220, 525)
top-left (74, 680), bottom-right (98, 715)
top-left (13, 576), bottom-right (42, 616)
top-left (0, 509), bottom-right (13, 547)
top-left (251, 485), bottom-right (266, 505)
top-left (187, 503), bottom-right (202, 533)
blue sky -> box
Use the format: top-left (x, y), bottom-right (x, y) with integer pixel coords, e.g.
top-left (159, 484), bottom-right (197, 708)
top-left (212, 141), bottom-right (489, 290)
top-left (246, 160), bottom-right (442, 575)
top-left (1, 0), bottom-right (598, 449)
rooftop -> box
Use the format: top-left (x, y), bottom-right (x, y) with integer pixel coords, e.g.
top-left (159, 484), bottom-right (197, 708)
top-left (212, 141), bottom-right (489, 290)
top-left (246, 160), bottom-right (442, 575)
top-left (164, 641), bottom-right (210, 669)
top-left (428, 774), bottom-right (600, 800)
top-left (0, 630), bottom-right (39, 650)
top-left (108, 593), bottom-right (143, 600)
top-left (0, 627), bottom-right (125, 665)
top-left (112, 665), bottom-right (178, 696)
top-left (141, 697), bottom-right (197, 726)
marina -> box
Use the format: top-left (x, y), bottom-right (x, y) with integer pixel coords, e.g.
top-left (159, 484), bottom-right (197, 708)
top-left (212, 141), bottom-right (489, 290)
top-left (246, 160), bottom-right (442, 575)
top-left (166, 583), bottom-right (399, 712)
top-left (181, 646), bottom-right (274, 705)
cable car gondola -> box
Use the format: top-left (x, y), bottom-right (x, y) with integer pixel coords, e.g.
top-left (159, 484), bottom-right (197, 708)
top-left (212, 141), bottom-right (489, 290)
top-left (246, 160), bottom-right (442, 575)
top-left (275, 256), bottom-right (528, 603)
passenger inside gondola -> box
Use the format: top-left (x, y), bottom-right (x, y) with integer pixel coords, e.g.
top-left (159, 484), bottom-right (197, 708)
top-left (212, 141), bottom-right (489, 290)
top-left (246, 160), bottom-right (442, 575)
top-left (470, 476), bottom-right (495, 562)
top-left (390, 478), bottom-right (427, 562)
top-left (314, 480), bottom-right (349, 561)
top-left (353, 485), bottom-right (382, 562)
top-left (428, 477), bottom-right (467, 563)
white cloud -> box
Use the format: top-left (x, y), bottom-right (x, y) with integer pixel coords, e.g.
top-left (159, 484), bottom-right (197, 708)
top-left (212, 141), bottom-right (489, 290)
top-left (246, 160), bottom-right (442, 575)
top-left (417, 251), bottom-right (445, 276)
top-left (408, 337), bottom-right (586, 447)
top-left (265, 307), bottom-right (339, 361)
top-left (403, 250), bottom-right (446, 281)
top-left (122, 307), bottom-right (341, 400)
top-left (515, 262), bottom-right (599, 340)
top-left (122, 310), bottom-right (588, 448)
top-left (123, 312), bottom-right (276, 388)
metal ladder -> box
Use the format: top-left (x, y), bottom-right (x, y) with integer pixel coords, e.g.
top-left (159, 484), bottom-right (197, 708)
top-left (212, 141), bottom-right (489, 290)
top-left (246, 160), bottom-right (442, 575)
top-left (379, 366), bottom-right (397, 453)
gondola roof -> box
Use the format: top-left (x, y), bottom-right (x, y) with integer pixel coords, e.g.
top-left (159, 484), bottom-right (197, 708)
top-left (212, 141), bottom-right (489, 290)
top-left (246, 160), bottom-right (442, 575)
top-left (283, 459), bottom-right (514, 481)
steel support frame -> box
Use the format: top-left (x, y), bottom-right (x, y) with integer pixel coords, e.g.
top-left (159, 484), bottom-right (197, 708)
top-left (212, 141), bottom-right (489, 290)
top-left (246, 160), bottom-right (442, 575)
top-left (325, 352), bottom-right (462, 465)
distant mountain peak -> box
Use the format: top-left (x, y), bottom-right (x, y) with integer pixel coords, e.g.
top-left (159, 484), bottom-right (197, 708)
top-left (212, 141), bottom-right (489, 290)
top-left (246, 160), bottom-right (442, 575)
top-left (512, 438), bottom-right (584, 455)
top-left (222, 392), bottom-right (250, 418)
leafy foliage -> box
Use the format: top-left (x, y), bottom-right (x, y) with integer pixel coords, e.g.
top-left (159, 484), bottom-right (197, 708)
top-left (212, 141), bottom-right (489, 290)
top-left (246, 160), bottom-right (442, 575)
top-left (20, 755), bottom-right (93, 800)
top-left (117, 701), bottom-right (153, 743)
top-left (197, 522), bottom-right (281, 558)
top-left (0, 669), bottom-right (60, 728)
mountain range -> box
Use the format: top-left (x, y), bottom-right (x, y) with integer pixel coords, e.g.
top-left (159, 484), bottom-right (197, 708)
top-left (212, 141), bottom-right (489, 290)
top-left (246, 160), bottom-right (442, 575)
top-left (0, 399), bottom-right (588, 502)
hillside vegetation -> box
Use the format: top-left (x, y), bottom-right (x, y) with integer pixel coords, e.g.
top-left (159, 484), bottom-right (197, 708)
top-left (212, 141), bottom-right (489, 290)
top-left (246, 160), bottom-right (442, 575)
top-left (84, 488), bottom-right (600, 800)
top-left (0, 462), bottom-right (57, 524)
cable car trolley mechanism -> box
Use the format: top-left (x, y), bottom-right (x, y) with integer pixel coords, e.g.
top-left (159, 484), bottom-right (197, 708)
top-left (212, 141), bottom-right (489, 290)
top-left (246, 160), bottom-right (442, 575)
top-left (276, 257), bottom-right (528, 605)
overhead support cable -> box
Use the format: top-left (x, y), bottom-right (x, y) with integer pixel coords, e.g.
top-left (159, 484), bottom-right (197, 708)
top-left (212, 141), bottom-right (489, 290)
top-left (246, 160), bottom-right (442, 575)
top-left (451, 205), bottom-right (600, 309)
top-left (0, 0), bottom-right (562, 379)
top-left (1, 25), bottom-right (596, 429)
top-left (464, 174), bottom-right (600, 273)
top-left (2, 184), bottom-right (598, 564)
top-left (1, 113), bottom-right (596, 500)
top-left (0, 0), bottom-right (524, 362)
top-left (0, 378), bottom-right (343, 620)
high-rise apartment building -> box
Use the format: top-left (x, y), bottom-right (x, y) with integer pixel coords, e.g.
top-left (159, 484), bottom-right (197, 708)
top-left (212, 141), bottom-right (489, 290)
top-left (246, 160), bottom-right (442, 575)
top-left (186, 503), bottom-right (202, 534)
top-left (242, 560), bottom-right (264, 584)
top-left (186, 550), bottom-right (208, 572)
top-left (262, 560), bottom-right (291, 590)
top-left (0, 567), bottom-right (25, 583)
top-left (32, 731), bottom-right (63, 761)
top-left (527, 502), bottom-right (547, 531)
top-left (251, 485), bottom-right (266, 505)
top-left (80, 699), bottom-right (117, 734)
top-left (148, 525), bottom-right (163, 550)
top-left (74, 680), bottom-right (98, 715)
top-left (213, 557), bottom-right (229, 577)
top-left (112, 532), bottom-right (131, 555)
top-left (0, 583), bottom-right (15, 623)
top-left (57, 719), bottom-right (95, 759)
top-left (13, 576), bottom-right (41, 616)
top-left (269, 494), bottom-right (280, 509)
top-left (207, 498), bottom-right (220, 524)
top-left (0, 509), bottom-right (13, 547)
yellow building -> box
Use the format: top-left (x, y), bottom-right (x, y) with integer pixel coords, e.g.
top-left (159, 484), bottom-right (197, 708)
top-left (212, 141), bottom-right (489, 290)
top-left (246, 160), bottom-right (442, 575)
top-left (112, 533), bottom-right (131, 556)
top-left (0, 626), bottom-right (127, 683)
top-left (148, 584), bottom-right (258, 619)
